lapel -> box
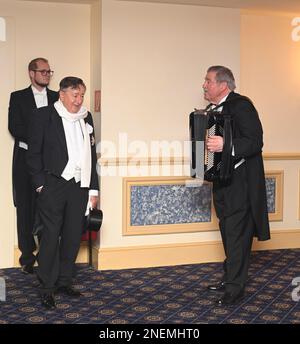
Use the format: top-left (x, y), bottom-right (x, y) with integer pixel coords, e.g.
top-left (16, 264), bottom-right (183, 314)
top-left (83, 113), bottom-right (92, 137)
top-left (25, 86), bottom-right (37, 109)
top-left (84, 113), bottom-right (95, 146)
top-left (46, 88), bottom-right (58, 104)
top-left (220, 91), bottom-right (235, 114)
top-left (51, 107), bottom-right (68, 158)
top-left (84, 115), bottom-right (89, 131)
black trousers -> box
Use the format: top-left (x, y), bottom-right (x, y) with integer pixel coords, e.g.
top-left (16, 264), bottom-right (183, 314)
top-left (14, 148), bottom-right (37, 266)
top-left (36, 174), bottom-right (88, 294)
top-left (213, 163), bottom-right (254, 294)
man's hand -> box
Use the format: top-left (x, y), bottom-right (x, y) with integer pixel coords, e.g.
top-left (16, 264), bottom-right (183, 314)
top-left (206, 135), bottom-right (223, 152)
top-left (89, 195), bottom-right (99, 209)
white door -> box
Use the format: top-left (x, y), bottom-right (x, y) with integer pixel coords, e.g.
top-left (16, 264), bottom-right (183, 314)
top-left (0, 16), bottom-right (16, 268)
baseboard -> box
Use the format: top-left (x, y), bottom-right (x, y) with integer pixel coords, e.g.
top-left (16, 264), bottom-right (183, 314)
top-left (13, 242), bottom-right (98, 268)
top-left (97, 229), bottom-right (300, 270)
top-left (14, 229), bottom-right (300, 270)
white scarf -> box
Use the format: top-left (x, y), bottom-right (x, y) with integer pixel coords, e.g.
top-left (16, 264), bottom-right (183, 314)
top-left (54, 100), bottom-right (91, 188)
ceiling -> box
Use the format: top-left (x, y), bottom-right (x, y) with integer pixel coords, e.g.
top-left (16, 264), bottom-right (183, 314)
top-left (128, 0), bottom-right (300, 14)
top-left (18, 0), bottom-right (300, 14)
top-left (18, 0), bottom-right (96, 3)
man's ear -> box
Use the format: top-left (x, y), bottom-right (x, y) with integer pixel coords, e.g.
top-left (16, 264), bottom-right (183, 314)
top-left (220, 81), bottom-right (229, 92)
top-left (29, 70), bottom-right (35, 80)
top-left (59, 90), bottom-right (64, 101)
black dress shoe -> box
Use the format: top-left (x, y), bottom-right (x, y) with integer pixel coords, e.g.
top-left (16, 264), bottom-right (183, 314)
top-left (217, 290), bottom-right (244, 306)
top-left (41, 293), bottom-right (56, 309)
top-left (21, 264), bottom-right (34, 274)
top-left (207, 282), bottom-right (225, 291)
top-left (56, 286), bottom-right (82, 297)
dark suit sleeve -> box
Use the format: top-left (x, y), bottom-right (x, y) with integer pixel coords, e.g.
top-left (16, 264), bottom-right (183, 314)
top-left (87, 112), bottom-right (99, 191)
top-left (232, 100), bottom-right (264, 159)
top-left (8, 92), bottom-right (27, 141)
top-left (27, 108), bottom-right (47, 189)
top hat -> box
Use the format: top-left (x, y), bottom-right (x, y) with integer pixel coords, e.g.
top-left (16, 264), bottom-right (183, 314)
top-left (86, 208), bottom-right (103, 232)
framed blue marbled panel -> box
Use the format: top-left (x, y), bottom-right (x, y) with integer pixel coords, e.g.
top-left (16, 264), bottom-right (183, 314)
top-left (123, 177), bottom-right (218, 235)
top-left (123, 172), bottom-right (283, 235)
top-left (130, 183), bottom-right (212, 226)
top-left (266, 177), bottom-right (276, 213)
top-left (264, 171), bottom-right (283, 221)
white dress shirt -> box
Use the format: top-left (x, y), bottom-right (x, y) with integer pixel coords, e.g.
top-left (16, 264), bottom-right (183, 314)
top-left (31, 85), bottom-right (48, 108)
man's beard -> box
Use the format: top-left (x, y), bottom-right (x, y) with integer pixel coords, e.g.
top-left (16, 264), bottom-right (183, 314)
top-left (35, 80), bottom-right (49, 88)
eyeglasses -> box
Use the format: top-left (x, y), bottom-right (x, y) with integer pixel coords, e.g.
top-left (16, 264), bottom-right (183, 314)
top-left (33, 69), bottom-right (54, 76)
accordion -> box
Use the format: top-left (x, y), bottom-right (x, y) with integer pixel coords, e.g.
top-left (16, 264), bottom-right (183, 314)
top-left (189, 109), bottom-right (233, 183)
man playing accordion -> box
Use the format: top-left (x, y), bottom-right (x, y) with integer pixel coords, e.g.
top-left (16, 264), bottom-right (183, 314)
top-left (197, 65), bottom-right (270, 305)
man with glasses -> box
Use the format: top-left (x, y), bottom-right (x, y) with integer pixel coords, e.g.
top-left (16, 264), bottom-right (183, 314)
top-left (8, 57), bottom-right (58, 274)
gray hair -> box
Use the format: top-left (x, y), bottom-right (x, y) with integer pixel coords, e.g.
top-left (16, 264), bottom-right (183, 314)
top-left (59, 76), bottom-right (86, 91)
top-left (207, 65), bottom-right (236, 91)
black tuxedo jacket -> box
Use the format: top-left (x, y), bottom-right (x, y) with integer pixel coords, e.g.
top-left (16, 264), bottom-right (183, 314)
top-left (8, 86), bottom-right (58, 143)
top-left (220, 91), bottom-right (270, 241)
top-left (8, 86), bottom-right (58, 205)
top-left (27, 105), bottom-right (99, 192)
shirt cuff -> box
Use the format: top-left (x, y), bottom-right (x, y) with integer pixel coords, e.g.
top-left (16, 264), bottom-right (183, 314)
top-left (89, 189), bottom-right (99, 196)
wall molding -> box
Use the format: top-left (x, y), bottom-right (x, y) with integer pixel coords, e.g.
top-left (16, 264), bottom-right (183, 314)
top-left (263, 153), bottom-right (300, 160)
top-left (96, 229), bottom-right (300, 270)
top-left (98, 153), bottom-right (300, 166)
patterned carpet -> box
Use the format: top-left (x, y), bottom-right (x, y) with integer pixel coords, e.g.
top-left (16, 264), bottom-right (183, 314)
top-left (0, 249), bottom-right (299, 324)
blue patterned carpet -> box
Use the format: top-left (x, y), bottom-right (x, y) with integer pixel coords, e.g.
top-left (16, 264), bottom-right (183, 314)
top-left (0, 249), bottom-right (299, 324)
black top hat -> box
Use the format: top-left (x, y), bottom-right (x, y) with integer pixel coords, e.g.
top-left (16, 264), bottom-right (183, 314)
top-left (86, 208), bottom-right (103, 232)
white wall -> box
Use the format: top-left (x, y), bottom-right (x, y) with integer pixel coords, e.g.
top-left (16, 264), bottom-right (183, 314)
top-left (102, 0), bottom-right (240, 144)
top-left (0, 0), bottom-right (91, 102)
top-left (100, 0), bottom-right (240, 249)
top-left (241, 11), bottom-right (300, 152)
